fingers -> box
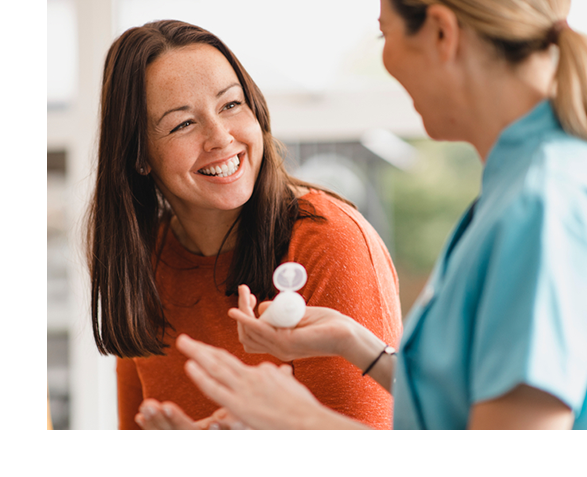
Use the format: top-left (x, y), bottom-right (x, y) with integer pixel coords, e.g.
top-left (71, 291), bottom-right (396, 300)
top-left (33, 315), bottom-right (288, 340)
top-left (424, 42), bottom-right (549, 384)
top-left (230, 309), bottom-right (282, 354)
top-left (160, 401), bottom-right (202, 430)
top-left (237, 284), bottom-right (257, 312)
top-left (195, 408), bottom-right (227, 430)
top-left (237, 284), bottom-right (255, 318)
top-left (138, 400), bottom-right (248, 431)
top-left (236, 321), bottom-right (268, 354)
top-left (205, 408), bottom-right (250, 430)
top-left (184, 359), bottom-right (237, 411)
top-left (178, 335), bottom-right (250, 395)
top-left (228, 307), bottom-right (261, 327)
top-left (209, 419), bottom-right (250, 430)
top-left (136, 399), bottom-right (203, 430)
top-left (136, 399), bottom-right (173, 430)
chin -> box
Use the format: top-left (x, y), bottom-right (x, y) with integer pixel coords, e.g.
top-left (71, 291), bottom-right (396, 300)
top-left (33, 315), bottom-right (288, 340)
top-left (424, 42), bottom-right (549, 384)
top-left (214, 190), bottom-right (254, 212)
top-left (422, 116), bottom-right (455, 142)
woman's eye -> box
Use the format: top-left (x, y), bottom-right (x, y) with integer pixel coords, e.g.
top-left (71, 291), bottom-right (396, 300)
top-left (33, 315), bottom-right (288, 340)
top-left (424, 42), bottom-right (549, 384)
top-left (171, 120), bottom-right (193, 133)
top-left (223, 100), bottom-right (242, 111)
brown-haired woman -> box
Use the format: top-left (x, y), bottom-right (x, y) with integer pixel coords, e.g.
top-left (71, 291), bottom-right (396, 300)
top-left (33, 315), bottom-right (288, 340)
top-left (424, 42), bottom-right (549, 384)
top-left (168, 0), bottom-right (587, 429)
top-left (86, 20), bottom-right (402, 429)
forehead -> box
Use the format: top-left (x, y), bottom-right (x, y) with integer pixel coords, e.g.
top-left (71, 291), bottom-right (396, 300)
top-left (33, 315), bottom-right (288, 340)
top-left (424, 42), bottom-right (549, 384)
top-left (379, 0), bottom-right (397, 25)
top-left (145, 43), bottom-right (240, 107)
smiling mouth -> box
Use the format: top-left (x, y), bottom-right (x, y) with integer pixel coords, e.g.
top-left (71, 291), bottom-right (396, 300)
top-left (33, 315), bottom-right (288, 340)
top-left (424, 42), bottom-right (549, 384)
top-left (198, 155), bottom-right (241, 178)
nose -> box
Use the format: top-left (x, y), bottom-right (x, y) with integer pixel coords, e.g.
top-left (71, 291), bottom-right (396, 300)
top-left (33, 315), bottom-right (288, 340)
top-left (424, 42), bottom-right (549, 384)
top-left (203, 118), bottom-right (233, 152)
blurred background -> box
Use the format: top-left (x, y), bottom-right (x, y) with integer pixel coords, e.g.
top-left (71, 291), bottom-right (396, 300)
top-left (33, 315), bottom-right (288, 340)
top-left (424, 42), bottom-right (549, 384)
top-left (47, 0), bottom-right (587, 429)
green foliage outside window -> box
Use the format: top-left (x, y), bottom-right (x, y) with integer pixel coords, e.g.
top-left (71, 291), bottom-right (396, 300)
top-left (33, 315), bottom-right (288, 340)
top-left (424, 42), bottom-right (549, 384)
top-left (380, 139), bottom-right (482, 314)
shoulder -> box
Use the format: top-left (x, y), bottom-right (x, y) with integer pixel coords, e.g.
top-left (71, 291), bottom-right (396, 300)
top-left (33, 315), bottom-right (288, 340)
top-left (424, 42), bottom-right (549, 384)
top-left (529, 130), bottom-right (587, 189)
top-left (288, 190), bottom-right (402, 340)
top-left (496, 133), bottom-right (587, 240)
top-left (289, 189), bottom-right (398, 291)
top-left (295, 189), bottom-right (383, 244)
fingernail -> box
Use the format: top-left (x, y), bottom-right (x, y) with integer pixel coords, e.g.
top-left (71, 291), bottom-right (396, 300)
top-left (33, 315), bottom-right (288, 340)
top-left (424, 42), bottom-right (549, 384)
top-left (208, 423), bottom-right (220, 430)
top-left (162, 405), bottom-right (172, 418)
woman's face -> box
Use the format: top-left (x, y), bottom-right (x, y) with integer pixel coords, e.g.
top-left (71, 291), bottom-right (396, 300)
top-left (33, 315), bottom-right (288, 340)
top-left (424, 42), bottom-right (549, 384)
top-left (145, 44), bottom-right (264, 216)
top-left (378, 0), bottom-right (459, 140)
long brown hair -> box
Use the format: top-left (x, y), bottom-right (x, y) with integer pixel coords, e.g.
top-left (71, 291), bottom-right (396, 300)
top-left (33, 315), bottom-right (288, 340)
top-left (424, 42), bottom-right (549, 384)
top-left (390, 0), bottom-right (587, 140)
top-left (86, 20), bottom-right (352, 358)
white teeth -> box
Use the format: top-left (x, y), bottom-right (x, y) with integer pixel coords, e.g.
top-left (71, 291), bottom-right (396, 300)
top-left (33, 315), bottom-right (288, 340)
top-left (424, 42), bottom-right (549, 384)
top-left (199, 155), bottom-right (241, 177)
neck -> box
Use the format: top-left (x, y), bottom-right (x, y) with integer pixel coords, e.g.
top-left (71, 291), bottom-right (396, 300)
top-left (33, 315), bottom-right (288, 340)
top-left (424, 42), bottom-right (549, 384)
top-left (171, 206), bottom-right (241, 257)
top-left (458, 47), bottom-right (556, 161)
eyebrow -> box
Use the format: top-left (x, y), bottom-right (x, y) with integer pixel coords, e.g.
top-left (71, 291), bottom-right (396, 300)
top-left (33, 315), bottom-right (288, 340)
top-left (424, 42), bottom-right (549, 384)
top-left (217, 82), bottom-right (241, 98)
top-left (155, 82), bottom-right (243, 126)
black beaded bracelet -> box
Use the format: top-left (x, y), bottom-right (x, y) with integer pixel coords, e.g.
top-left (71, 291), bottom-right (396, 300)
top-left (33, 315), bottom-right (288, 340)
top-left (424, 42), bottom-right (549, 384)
top-left (362, 345), bottom-right (396, 376)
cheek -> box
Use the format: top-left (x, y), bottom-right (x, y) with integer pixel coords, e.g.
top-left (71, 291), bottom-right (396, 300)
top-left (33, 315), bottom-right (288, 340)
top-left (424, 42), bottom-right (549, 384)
top-left (240, 117), bottom-right (264, 159)
top-left (381, 40), bottom-right (397, 73)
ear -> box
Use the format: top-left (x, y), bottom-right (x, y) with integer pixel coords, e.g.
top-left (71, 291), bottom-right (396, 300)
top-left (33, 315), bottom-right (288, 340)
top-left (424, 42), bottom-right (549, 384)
top-left (425, 4), bottom-right (460, 62)
top-left (137, 163), bottom-right (152, 175)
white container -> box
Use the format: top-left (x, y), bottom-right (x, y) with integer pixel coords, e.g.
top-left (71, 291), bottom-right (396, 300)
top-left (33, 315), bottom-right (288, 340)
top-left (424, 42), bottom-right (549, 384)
top-left (260, 262), bottom-right (307, 328)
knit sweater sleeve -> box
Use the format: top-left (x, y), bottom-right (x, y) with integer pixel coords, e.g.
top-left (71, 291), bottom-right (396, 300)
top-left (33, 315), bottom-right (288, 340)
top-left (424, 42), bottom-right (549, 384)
top-left (287, 192), bottom-right (402, 429)
top-left (116, 357), bottom-right (144, 430)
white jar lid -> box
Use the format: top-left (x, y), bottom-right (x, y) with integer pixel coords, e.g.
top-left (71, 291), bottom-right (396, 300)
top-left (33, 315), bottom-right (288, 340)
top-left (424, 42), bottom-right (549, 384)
top-left (273, 262), bottom-right (307, 292)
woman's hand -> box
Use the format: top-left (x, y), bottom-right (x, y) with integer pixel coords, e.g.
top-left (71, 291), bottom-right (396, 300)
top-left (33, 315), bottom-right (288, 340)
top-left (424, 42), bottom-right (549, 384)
top-left (176, 334), bottom-right (363, 429)
top-left (228, 284), bottom-right (356, 362)
top-left (135, 400), bottom-right (247, 430)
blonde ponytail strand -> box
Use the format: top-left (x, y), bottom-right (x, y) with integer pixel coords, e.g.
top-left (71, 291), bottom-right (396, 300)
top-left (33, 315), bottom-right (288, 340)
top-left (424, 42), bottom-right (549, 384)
top-left (552, 27), bottom-right (587, 140)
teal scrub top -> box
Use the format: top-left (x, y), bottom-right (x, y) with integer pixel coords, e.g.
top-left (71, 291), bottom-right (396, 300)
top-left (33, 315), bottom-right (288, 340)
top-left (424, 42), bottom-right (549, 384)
top-left (393, 101), bottom-right (587, 430)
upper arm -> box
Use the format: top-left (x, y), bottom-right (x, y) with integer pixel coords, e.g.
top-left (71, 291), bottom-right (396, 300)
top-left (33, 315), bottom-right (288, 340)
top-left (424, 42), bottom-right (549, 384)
top-left (470, 190), bottom-right (587, 421)
top-left (469, 384), bottom-right (574, 430)
top-left (287, 204), bottom-right (402, 428)
top-left (293, 208), bottom-right (402, 345)
top-left (116, 357), bottom-right (144, 430)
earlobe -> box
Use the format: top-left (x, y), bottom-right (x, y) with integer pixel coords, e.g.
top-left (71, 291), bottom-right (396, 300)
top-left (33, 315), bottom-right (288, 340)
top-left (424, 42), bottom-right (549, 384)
top-left (138, 164), bottom-right (151, 175)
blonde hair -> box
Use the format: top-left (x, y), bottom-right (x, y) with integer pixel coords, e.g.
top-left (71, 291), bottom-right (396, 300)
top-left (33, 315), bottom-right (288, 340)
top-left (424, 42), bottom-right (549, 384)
top-left (396, 0), bottom-right (587, 140)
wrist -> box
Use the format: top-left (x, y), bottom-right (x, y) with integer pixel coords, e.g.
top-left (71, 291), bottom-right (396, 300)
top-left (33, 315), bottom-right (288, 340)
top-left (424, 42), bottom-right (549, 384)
top-left (333, 314), bottom-right (364, 361)
top-left (337, 316), bottom-right (386, 371)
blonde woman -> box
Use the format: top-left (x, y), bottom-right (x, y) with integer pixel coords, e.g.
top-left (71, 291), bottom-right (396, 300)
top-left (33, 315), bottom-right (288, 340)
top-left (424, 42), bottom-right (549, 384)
top-left (155, 0), bottom-right (587, 430)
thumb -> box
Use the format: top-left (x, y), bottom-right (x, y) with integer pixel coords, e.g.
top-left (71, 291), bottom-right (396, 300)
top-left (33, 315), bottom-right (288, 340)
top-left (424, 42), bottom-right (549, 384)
top-left (258, 300), bottom-right (272, 315)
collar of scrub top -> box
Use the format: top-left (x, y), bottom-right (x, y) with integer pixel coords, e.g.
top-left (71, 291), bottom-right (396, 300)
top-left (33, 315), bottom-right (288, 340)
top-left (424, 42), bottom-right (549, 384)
top-left (399, 197), bottom-right (478, 349)
top-left (482, 100), bottom-right (558, 193)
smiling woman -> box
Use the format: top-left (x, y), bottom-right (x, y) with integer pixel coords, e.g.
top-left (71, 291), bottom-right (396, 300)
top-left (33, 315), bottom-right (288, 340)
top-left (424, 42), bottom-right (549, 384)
top-left (144, 44), bottom-right (264, 226)
top-left (86, 20), bottom-right (402, 430)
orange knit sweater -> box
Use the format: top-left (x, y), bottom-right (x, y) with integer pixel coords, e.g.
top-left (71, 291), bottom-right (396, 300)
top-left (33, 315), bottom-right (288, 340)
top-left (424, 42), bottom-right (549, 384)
top-left (116, 190), bottom-right (402, 429)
